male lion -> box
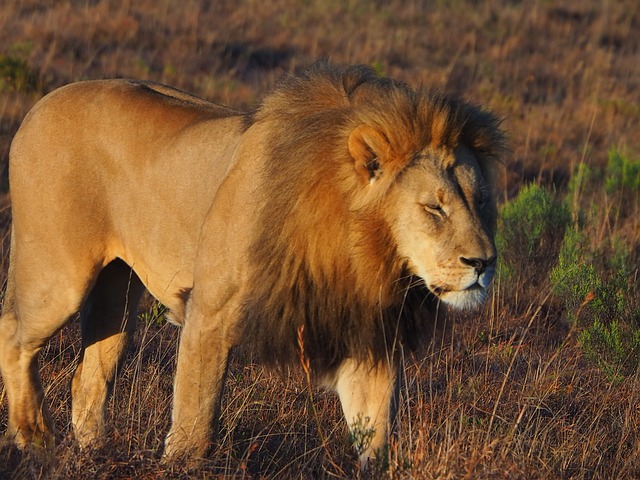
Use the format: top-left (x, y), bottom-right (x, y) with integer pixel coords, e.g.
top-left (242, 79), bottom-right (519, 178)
top-left (0, 61), bottom-right (505, 465)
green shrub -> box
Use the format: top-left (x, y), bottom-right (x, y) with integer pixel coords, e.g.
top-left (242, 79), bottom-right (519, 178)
top-left (605, 148), bottom-right (640, 195)
top-left (550, 228), bottom-right (599, 316)
top-left (605, 148), bottom-right (640, 223)
top-left (567, 163), bottom-right (595, 201)
top-left (496, 183), bottom-right (571, 288)
top-left (0, 55), bottom-right (39, 92)
top-left (579, 319), bottom-right (640, 383)
top-left (550, 231), bottom-right (632, 324)
top-left (567, 163), bottom-right (597, 225)
top-left (551, 152), bottom-right (640, 381)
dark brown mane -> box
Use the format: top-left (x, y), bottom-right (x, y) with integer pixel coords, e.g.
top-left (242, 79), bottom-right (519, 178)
top-left (239, 61), bottom-right (505, 375)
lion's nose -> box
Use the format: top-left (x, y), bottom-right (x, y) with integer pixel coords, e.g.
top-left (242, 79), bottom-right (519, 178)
top-left (460, 256), bottom-right (496, 275)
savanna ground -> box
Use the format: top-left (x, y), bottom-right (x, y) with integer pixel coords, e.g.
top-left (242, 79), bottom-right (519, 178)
top-left (0, 0), bottom-right (639, 478)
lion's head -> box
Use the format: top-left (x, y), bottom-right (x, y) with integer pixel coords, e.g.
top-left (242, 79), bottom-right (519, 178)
top-left (375, 143), bottom-right (498, 310)
top-left (242, 62), bottom-right (506, 373)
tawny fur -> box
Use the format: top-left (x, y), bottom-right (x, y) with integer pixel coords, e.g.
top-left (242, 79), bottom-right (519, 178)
top-left (0, 61), bottom-right (506, 464)
top-left (242, 62), bottom-right (505, 373)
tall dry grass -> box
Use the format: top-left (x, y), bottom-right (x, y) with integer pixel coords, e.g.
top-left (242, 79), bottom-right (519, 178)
top-left (0, 0), bottom-right (639, 478)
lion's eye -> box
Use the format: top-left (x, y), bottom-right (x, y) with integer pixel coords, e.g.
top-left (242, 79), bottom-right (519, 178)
top-left (424, 203), bottom-right (445, 218)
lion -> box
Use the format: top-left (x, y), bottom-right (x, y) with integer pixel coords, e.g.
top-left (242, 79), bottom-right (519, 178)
top-left (0, 61), bottom-right (505, 466)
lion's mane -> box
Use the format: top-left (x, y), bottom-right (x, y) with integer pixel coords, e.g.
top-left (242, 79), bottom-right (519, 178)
top-left (240, 61), bottom-right (505, 375)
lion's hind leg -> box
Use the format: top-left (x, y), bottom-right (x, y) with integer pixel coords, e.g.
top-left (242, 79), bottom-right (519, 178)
top-left (0, 307), bottom-right (55, 449)
top-left (71, 259), bottom-right (144, 448)
top-left (0, 239), bottom-right (96, 449)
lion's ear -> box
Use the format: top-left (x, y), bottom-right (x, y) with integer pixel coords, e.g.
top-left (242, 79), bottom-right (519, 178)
top-left (348, 125), bottom-right (390, 184)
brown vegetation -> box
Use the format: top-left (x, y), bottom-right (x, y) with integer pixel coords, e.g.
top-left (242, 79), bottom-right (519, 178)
top-left (0, 1), bottom-right (639, 478)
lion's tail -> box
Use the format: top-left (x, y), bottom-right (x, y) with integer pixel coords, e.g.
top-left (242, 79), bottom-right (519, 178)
top-left (2, 227), bottom-right (16, 316)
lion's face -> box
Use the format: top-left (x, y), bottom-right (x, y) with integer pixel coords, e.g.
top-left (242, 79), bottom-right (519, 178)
top-left (388, 146), bottom-right (497, 310)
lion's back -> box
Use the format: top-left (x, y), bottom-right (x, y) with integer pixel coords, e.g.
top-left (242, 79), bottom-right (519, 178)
top-left (8, 79), bottom-right (249, 313)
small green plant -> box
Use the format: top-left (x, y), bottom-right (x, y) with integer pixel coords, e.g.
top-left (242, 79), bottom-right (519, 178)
top-left (496, 183), bottom-right (571, 287)
top-left (579, 319), bottom-right (640, 383)
top-left (134, 57), bottom-right (151, 77)
top-left (567, 162), bottom-right (596, 223)
top-left (371, 60), bottom-right (386, 77)
top-left (348, 414), bottom-right (376, 458)
top-left (605, 148), bottom-right (640, 196)
top-left (567, 163), bottom-right (595, 199)
top-left (550, 228), bottom-right (605, 321)
top-left (0, 55), bottom-right (39, 92)
top-left (139, 301), bottom-right (167, 325)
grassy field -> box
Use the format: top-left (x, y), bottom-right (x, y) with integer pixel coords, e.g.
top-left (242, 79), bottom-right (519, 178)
top-left (0, 0), bottom-right (639, 478)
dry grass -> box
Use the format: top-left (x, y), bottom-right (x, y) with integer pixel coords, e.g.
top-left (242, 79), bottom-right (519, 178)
top-left (1, 0), bottom-right (639, 478)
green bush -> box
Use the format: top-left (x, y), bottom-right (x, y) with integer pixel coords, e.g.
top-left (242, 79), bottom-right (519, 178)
top-left (550, 231), bottom-right (632, 324)
top-left (550, 151), bottom-right (640, 381)
top-left (498, 152), bottom-right (640, 381)
top-left (496, 183), bottom-right (571, 288)
top-left (0, 55), bottom-right (39, 92)
top-left (605, 148), bottom-right (640, 195)
top-left (550, 229), bottom-right (599, 316)
top-left (567, 163), bottom-right (595, 200)
top-left (579, 319), bottom-right (640, 383)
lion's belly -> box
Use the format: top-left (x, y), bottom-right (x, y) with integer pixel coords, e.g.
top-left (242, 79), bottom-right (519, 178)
top-left (103, 126), bottom-right (245, 323)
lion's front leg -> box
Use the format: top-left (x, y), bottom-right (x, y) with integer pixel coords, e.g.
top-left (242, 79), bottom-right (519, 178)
top-left (328, 358), bottom-right (399, 468)
top-left (164, 305), bottom-right (232, 460)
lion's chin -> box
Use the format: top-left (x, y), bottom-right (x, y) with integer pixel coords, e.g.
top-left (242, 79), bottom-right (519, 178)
top-left (436, 284), bottom-right (488, 310)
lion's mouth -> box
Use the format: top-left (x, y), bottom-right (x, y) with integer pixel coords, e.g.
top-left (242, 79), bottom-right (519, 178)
top-left (427, 281), bottom-right (488, 310)
top-left (428, 282), bottom-right (484, 297)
